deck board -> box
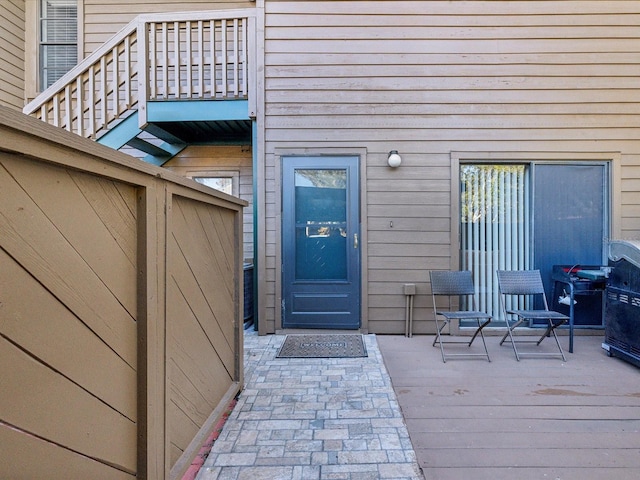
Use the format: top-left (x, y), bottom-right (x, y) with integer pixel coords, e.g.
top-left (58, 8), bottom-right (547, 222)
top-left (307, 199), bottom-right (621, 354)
top-left (378, 334), bottom-right (640, 479)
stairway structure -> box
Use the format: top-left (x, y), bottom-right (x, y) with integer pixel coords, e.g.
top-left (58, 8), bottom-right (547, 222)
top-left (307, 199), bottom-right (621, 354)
top-left (24, 10), bottom-right (256, 165)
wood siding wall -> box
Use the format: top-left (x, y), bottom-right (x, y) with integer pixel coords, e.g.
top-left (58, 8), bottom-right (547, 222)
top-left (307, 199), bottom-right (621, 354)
top-left (0, 106), bottom-right (245, 479)
top-left (0, 0), bottom-right (25, 109)
top-left (164, 145), bottom-right (254, 262)
top-left (262, 1), bottom-right (640, 334)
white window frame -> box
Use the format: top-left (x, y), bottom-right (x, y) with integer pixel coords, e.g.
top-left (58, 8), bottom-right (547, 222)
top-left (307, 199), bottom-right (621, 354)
top-left (26, 0), bottom-right (82, 98)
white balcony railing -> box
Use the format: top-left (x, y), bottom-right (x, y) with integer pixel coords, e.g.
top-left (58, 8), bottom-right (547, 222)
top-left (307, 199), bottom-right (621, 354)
top-left (24, 10), bottom-right (255, 140)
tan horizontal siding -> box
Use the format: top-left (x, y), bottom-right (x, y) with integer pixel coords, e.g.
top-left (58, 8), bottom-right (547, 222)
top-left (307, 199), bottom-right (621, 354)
top-left (263, 1), bottom-right (640, 334)
top-left (267, 88), bottom-right (640, 106)
top-left (267, 12), bottom-right (640, 28)
top-left (0, 0), bottom-right (25, 109)
top-left (266, 1), bottom-right (640, 16)
top-left (268, 26), bottom-right (640, 41)
top-left (164, 145), bottom-right (254, 262)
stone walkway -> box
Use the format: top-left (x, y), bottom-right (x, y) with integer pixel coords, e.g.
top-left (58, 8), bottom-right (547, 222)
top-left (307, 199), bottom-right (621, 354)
top-left (196, 331), bottom-right (424, 480)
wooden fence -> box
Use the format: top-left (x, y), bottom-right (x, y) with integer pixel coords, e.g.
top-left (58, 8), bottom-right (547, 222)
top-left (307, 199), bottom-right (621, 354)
top-left (0, 106), bottom-right (245, 479)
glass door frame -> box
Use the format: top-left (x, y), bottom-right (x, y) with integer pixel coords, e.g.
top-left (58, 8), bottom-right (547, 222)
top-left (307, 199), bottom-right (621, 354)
top-left (450, 152), bottom-right (615, 330)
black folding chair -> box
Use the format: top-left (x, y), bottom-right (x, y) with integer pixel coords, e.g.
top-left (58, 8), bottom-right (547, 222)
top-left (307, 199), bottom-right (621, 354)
top-left (429, 270), bottom-right (492, 363)
top-left (497, 270), bottom-right (568, 361)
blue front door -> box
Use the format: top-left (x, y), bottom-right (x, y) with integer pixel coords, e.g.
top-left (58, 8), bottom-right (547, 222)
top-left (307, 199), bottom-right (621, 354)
top-left (282, 156), bottom-right (361, 329)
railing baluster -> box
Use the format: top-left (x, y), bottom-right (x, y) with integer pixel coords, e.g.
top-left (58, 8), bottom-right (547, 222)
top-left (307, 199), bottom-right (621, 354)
top-left (210, 20), bottom-right (216, 97)
top-left (162, 22), bottom-right (168, 99)
top-left (233, 18), bottom-right (239, 97)
top-left (88, 65), bottom-right (96, 138)
top-left (100, 56), bottom-right (107, 130)
top-left (174, 22), bottom-right (180, 98)
top-left (76, 76), bottom-right (84, 136)
top-left (52, 94), bottom-right (60, 127)
top-left (221, 19), bottom-right (228, 97)
top-left (185, 21), bottom-right (192, 98)
top-left (149, 23), bottom-right (157, 99)
top-left (65, 84), bottom-right (72, 131)
top-left (124, 35), bottom-right (131, 108)
top-left (242, 17), bottom-right (247, 97)
top-left (113, 46), bottom-right (120, 117)
top-left (197, 20), bottom-right (204, 98)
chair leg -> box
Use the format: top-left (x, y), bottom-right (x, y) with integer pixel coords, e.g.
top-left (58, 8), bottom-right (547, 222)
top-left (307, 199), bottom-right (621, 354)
top-left (476, 318), bottom-right (491, 362)
top-left (538, 319), bottom-right (567, 361)
top-left (536, 319), bottom-right (567, 345)
top-left (432, 317), bottom-right (448, 362)
top-left (504, 317), bottom-right (566, 361)
top-left (500, 319), bottom-right (524, 361)
top-left (468, 318), bottom-right (491, 347)
top-left (499, 318), bottom-right (525, 346)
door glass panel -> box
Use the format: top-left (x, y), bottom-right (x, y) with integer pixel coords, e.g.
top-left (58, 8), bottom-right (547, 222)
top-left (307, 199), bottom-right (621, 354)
top-left (294, 169), bottom-right (347, 280)
top-left (534, 164), bottom-right (605, 292)
top-left (460, 164), bottom-right (530, 320)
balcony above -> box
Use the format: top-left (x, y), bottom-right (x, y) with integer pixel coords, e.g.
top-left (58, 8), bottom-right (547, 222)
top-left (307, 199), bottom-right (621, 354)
top-left (24, 10), bottom-right (256, 164)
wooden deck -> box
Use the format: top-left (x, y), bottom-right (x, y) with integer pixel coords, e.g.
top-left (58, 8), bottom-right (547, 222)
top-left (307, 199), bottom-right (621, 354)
top-left (378, 333), bottom-right (640, 480)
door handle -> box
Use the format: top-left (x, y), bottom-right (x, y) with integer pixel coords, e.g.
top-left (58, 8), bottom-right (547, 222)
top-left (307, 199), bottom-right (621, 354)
top-left (353, 233), bottom-right (358, 249)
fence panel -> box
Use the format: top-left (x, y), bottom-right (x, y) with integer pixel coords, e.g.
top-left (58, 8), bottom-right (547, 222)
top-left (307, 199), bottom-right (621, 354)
top-left (0, 106), bottom-right (245, 479)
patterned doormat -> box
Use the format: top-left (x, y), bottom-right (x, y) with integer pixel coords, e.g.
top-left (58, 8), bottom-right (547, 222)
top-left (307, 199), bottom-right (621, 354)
top-left (276, 334), bottom-right (368, 358)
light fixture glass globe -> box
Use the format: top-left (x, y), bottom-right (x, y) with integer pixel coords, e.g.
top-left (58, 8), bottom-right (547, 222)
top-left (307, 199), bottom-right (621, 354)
top-left (387, 150), bottom-right (402, 168)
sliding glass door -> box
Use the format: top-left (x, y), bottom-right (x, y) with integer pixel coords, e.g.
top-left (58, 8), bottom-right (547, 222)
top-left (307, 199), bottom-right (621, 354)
top-left (460, 162), bottom-right (608, 323)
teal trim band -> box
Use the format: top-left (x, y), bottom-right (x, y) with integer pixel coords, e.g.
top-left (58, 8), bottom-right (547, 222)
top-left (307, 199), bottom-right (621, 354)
top-left (147, 99), bottom-right (250, 122)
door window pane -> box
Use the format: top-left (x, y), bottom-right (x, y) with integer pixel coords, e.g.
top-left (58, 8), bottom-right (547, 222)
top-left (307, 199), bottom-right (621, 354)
top-left (294, 169), bottom-right (347, 280)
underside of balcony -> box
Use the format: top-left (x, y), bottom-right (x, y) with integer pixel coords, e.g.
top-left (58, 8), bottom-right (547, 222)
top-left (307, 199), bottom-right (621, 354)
top-left (98, 99), bottom-right (252, 165)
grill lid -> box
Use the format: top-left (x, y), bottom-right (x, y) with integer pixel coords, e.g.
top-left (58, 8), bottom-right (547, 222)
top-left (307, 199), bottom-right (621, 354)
top-left (609, 240), bottom-right (640, 269)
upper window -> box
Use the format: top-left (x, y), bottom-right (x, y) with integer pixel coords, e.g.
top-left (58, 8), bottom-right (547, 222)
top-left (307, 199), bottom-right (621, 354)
top-left (40, 0), bottom-right (77, 90)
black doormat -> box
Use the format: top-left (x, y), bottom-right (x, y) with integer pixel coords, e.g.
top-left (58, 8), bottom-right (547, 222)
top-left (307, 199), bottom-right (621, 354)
top-left (276, 334), bottom-right (368, 358)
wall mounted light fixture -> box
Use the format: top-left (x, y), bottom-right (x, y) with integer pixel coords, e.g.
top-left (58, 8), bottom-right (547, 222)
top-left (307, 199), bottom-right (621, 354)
top-left (387, 150), bottom-right (402, 168)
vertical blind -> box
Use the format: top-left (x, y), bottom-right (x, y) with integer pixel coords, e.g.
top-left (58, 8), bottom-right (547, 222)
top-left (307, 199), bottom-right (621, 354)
top-left (460, 164), bottom-right (530, 320)
top-left (40, 0), bottom-right (78, 90)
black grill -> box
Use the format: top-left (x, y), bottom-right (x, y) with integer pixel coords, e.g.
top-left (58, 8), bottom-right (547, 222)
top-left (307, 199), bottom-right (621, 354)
top-left (603, 240), bottom-right (640, 368)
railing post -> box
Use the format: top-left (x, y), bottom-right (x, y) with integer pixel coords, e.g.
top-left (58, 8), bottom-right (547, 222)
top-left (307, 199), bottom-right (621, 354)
top-left (137, 20), bottom-right (149, 129)
top-left (247, 16), bottom-right (257, 118)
